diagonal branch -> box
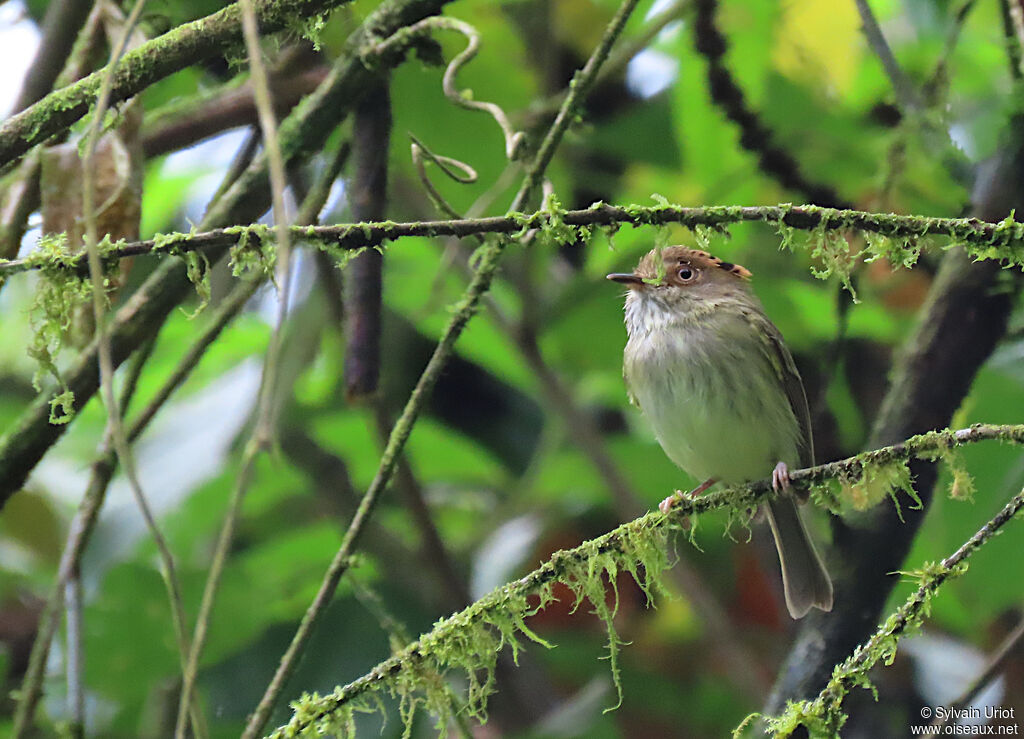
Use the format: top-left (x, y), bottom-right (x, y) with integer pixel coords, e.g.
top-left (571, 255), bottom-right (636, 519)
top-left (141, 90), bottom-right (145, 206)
top-left (779, 486), bottom-right (1024, 736)
top-left (766, 135), bottom-right (1024, 710)
top-left (0, 0), bottom-right (460, 513)
top-left (263, 424), bottom-right (1024, 737)
top-left (0, 0), bottom-right (357, 171)
top-left (240, 1), bottom-right (642, 734)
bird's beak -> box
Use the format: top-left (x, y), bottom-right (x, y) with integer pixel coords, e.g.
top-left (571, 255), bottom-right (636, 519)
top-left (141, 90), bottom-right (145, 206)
top-left (606, 273), bottom-right (645, 288)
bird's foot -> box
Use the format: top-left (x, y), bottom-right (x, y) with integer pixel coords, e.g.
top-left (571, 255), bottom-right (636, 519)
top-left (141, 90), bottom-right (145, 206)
top-left (659, 477), bottom-right (717, 514)
top-left (772, 461), bottom-right (808, 502)
top-left (771, 461), bottom-right (790, 492)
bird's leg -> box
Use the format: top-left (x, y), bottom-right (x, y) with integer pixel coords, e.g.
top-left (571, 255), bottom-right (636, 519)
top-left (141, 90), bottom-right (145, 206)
top-left (659, 477), bottom-right (717, 515)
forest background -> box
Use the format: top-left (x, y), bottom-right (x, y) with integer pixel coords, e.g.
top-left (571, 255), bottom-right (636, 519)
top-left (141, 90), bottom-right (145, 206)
top-left (0, 0), bottom-right (1022, 737)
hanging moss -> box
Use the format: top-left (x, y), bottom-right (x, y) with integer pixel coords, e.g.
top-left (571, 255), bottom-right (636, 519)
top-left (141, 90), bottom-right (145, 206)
top-left (270, 512), bottom-right (671, 738)
top-left (228, 224), bottom-right (276, 280)
top-left (26, 233), bottom-right (94, 423)
top-left (181, 251), bottom-right (211, 318)
top-left (918, 439), bottom-right (976, 501)
top-left (862, 231), bottom-right (921, 270)
top-left (835, 450), bottom-right (922, 521)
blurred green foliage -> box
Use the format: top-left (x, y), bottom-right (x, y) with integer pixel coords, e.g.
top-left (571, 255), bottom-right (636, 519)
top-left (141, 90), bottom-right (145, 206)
top-left (1, 0), bottom-right (1023, 736)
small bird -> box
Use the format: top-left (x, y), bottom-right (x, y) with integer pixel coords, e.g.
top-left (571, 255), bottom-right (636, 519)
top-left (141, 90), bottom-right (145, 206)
top-left (608, 246), bottom-right (833, 619)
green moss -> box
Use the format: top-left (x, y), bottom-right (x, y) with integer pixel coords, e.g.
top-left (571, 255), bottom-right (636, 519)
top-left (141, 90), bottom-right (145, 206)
top-left (535, 192), bottom-right (582, 247)
top-left (842, 458), bottom-right (919, 520)
top-left (182, 250), bottom-right (211, 318)
top-left (272, 512), bottom-right (672, 737)
top-left (48, 389), bottom-right (76, 425)
top-left (151, 231), bottom-right (193, 253)
top-left (862, 231), bottom-right (921, 270)
top-left (26, 234), bottom-right (95, 423)
top-left (807, 216), bottom-right (860, 300)
top-left (228, 225), bottom-right (276, 280)
top-left (918, 439), bottom-right (975, 501)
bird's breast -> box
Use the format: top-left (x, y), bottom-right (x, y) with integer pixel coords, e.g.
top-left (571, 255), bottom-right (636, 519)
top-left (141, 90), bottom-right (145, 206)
top-left (623, 314), bottom-right (801, 484)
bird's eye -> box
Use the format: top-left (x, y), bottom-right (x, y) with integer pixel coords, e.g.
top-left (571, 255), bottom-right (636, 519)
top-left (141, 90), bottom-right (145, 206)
top-left (677, 266), bottom-right (696, 282)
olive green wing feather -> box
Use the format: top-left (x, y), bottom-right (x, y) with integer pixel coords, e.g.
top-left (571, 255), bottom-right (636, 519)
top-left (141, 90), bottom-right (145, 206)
top-left (750, 312), bottom-right (815, 468)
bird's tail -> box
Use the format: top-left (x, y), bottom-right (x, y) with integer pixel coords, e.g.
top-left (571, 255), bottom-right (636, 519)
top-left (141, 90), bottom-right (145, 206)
top-left (764, 497), bottom-right (833, 619)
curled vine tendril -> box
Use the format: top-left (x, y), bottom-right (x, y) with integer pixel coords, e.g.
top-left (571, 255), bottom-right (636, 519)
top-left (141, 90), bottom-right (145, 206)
top-left (374, 16), bottom-right (525, 211)
top-left (409, 134), bottom-right (477, 219)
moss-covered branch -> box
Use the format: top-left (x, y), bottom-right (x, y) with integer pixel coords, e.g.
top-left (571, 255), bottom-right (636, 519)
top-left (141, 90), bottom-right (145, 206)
top-left (263, 424), bottom-right (1024, 738)
top-left (6, 201), bottom-right (1024, 278)
top-left (0, 0), bottom-right (354, 170)
top-left (759, 484), bottom-right (1024, 737)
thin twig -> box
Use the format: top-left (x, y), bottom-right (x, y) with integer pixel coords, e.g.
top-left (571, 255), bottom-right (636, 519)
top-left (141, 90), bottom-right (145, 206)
top-left (242, 2), bottom-right (642, 735)
top-left (79, 1), bottom-right (198, 734)
top-left (8, 279), bottom-right (255, 736)
top-left (510, 0), bottom-right (641, 214)
top-left (373, 17), bottom-right (524, 160)
top-left (11, 0), bottom-right (95, 114)
top-left (267, 425), bottom-right (1024, 736)
top-left (806, 487), bottom-right (1024, 734)
top-left (854, 0), bottom-right (923, 113)
top-left (0, 0), bottom-right (457, 520)
top-left (0, 3), bottom-right (105, 260)
top-left (371, 404), bottom-right (471, 608)
top-left (0, 0), bottom-right (357, 171)
top-left (64, 571), bottom-right (84, 737)
top-left (173, 2), bottom-right (296, 735)
top-left (350, 578), bottom-right (475, 739)
top-left (933, 612), bottom-right (1024, 727)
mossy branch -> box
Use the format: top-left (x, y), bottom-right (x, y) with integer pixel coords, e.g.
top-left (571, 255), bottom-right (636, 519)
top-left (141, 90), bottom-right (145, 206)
top-left (0, 0), bottom-right (355, 171)
top-left (263, 423), bottom-right (1024, 738)
top-left (6, 202), bottom-right (1024, 278)
top-left (759, 484), bottom-right (1024, 737)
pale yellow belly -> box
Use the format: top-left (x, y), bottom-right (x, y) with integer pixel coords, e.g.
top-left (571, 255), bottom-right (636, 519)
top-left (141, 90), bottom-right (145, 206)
top-left (625, 320), bottom-right (801, 485)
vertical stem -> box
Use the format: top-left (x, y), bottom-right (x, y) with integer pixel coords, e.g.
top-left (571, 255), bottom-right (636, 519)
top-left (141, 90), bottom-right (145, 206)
top-left (344, 80), bottom-right (391, 400)
top-left (64, 569), bottom-right (84, 738)
top-left (173, 1), bottom-right (296, 735)
top-left (78, 0), bottom-right (200, 734)
top-left (244, 2), bottom-right (642, 735)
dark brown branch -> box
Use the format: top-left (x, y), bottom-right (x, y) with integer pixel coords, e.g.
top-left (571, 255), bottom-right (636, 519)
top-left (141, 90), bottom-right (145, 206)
top-left (0, 0), bottom-right (459, 511)
top-left (269, 424), bottom-right (1024, 736)
top-left (693, 0), bottom-right (853, 208)
top-left (766, 135), bottom-right (1024, 712)
top-left (10, 0), bottom-right (96, 115)
top-left (141, 67), bottom-right (328, 158)
top-left (798, 485), bottom-right (1024, 735)
top-left (344, 80), bottom-right (390, 400)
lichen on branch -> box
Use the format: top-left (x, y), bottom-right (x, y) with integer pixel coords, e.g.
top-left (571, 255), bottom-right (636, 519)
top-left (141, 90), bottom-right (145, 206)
top-left (752, 484), bottom-right (1024, 738)
top-left (264, 423), bottom-right (1024, 738)
top-left (5, 201), bottom-right (1023, 280)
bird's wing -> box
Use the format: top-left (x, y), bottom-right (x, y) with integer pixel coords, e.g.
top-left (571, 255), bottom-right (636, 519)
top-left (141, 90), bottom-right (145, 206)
top-left (753, 312), bottom-right (815, 468)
